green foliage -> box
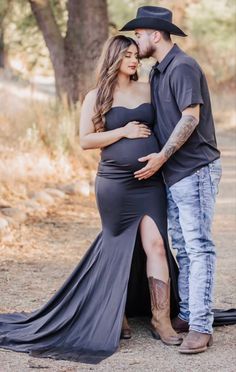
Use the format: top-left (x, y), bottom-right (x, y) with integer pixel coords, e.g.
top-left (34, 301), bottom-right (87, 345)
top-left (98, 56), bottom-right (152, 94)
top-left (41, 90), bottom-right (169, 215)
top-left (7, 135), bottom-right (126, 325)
top-left (4, 1), bottom-right (50, 74)
top-left (186, 0), bottom-right (236, 85)
top-left (108, 0), bottom-right (165, 29)
top-left (1, 0), bottom-right (235, 86)
top-left (49, 0), bottom-right (68, 36)
top-left (108, 0), bottom-right (236, 87)
top-left (3, 0), bottom-right (67, 75)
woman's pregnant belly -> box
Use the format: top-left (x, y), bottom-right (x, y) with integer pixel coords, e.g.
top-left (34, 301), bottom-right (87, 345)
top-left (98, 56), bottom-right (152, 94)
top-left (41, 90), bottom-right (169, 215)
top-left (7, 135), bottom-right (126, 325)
top-left (101, 133), bottom-right (160, 172)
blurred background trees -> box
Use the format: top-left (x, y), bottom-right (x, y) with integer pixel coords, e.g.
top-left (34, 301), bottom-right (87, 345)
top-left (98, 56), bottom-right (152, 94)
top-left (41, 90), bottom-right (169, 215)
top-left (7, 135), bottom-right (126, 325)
top-left (186, 0), bottom-right (236, 89)
top-left (0, 0), bottom-right (12, 68)
top-left (1, 0), bottom-right (235, 104)
top-left (0, 0), bottom-right (235, 193)
top-left (1, 0), bottom-right (109, 103)
top-left (29, 0), bottom-right (108, 103)
top-left (0, 0), bottom-right (235, 156)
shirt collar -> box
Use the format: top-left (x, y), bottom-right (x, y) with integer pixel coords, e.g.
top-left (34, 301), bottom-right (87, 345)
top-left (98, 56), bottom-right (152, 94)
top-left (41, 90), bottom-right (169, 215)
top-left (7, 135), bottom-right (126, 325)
top-left (153, 44), bottom-right (182, 74)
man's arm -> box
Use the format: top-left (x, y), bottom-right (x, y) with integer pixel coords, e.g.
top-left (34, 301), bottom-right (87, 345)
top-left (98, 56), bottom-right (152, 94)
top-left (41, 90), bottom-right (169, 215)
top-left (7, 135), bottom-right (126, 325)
top-left (163, 115), bottom-right (198, 158)
top-left (134, 105), bottom-right (199, 180)
top-left (162, 105), bottom-right (199, 159)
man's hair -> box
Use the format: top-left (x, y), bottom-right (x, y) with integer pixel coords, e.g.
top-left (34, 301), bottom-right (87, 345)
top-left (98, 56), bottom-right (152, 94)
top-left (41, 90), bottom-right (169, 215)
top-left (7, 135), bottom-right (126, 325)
top-left (146, 29), bottom-right (171, 41)
top-left (160, 31), bottom-right (171, 41)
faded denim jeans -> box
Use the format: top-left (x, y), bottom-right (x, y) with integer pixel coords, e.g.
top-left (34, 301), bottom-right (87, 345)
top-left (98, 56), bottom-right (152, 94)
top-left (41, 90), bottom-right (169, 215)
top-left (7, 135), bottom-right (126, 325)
top-left (167, 159), bottom-right (222, 334)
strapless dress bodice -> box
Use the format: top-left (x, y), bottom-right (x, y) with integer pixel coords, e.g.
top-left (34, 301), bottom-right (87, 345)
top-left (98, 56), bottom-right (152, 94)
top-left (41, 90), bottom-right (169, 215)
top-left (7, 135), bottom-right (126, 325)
top-left (101, 103), bottom-right (160, 172)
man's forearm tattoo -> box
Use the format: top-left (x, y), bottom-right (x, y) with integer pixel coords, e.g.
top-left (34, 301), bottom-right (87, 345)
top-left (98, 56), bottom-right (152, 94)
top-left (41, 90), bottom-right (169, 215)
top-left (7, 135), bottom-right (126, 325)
top-left (163, 115), bottom-right (198, 159)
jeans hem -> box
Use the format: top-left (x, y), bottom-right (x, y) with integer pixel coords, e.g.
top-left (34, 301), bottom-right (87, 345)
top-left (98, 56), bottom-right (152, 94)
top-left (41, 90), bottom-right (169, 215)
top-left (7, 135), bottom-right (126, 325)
top-left (189, 326), bottom-right (213, 335)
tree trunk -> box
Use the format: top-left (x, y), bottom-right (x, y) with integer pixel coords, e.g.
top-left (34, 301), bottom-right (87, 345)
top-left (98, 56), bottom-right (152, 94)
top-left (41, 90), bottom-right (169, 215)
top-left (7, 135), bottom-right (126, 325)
top-left (0, 26), bottom-right (5, 68)
top-left (64, 0), bottom-right (109, 103)
top-left (29, 0), bottom-right (109, 104)
top-left (0, 1), bottom-right (12, 69)
top-left (29, 0), bottom-right (66, 98)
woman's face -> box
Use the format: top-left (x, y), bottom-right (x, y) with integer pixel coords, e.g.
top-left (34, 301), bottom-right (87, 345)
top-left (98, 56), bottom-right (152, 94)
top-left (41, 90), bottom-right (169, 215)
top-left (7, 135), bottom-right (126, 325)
top-left (119, 44), bottom-right (139, 76)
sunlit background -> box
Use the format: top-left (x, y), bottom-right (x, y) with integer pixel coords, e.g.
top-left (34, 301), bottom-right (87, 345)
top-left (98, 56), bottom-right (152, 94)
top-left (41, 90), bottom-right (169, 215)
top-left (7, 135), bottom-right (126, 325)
top-left (0, 3), bottom-right (235, 371)
top-left (0, 0), bottom-right (235, 189)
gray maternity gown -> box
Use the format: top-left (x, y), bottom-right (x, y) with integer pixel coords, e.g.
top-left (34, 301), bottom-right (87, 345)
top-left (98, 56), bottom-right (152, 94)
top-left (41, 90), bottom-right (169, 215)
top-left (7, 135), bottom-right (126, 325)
top-left (0, 103), bottom-right (179, 364)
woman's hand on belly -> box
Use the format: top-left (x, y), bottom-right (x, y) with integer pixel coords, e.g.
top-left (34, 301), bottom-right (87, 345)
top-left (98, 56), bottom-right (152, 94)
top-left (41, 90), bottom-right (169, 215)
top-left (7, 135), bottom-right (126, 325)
top-left (101, 134), bottom-right (160, 172)
top-left (123, 121), bottom-right (151, 139)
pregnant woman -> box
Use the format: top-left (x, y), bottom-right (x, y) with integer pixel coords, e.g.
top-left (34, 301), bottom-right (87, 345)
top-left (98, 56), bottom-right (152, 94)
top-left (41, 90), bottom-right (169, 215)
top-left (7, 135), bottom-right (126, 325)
top-left (0, 35), bottom-right (181, 364)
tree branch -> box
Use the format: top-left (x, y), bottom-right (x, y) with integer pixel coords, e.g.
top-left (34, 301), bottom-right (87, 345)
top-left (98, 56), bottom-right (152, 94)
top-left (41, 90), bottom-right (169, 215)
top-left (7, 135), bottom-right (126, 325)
top-left (28, 0), bottom-right (64, 69)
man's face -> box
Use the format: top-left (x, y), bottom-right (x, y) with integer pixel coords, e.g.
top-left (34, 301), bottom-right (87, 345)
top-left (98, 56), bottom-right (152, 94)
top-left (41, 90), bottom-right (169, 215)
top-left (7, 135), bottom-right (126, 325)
top-left (135, 29), bottom-right (155, 59)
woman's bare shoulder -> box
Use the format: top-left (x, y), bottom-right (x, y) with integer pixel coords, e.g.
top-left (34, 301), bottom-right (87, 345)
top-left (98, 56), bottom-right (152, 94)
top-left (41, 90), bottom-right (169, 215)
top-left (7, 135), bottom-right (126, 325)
top-left (83, 88), bottom-right (98, 104)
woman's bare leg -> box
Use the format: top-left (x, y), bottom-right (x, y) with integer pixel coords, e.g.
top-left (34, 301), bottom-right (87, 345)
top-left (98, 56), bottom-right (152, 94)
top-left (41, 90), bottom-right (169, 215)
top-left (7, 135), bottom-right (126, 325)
top-left (140, 215), bottom-right (182, 345)
top-left (140, 215), bottom-right (169, 282)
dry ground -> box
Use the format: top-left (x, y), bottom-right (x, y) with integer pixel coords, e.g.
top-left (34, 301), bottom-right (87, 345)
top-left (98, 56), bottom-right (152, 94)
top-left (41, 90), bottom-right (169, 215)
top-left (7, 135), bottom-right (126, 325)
top-left (0, 127), bottom-right (235, 372)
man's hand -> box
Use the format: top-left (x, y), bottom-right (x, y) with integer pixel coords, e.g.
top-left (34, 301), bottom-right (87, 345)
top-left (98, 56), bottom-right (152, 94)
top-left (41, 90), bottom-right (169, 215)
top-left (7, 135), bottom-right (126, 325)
top-left (134, 108), bottom-right (200, 180)
top-left (134, 152), bottom-right (165, 180)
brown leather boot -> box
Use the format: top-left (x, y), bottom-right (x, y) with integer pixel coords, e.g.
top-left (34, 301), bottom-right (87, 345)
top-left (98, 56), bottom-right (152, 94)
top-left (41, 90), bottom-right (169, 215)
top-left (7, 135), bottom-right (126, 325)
top-left (179, 330), bottom-right (213, 354)
top-left (148, 277), bottom-right (183, 346)
top-left (120, 315), bottom-right (131, 339)
top-left (172, 316), bottom-right (189, 333)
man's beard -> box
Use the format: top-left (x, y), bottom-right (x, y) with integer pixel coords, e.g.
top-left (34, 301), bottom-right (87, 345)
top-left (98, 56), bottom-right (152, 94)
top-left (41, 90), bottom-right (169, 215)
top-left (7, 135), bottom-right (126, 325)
top-left (139, 44), bottom-right (155, 59)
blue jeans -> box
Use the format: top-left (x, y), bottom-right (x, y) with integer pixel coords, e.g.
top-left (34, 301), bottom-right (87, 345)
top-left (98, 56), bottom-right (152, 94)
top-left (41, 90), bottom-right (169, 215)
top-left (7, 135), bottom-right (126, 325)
top-left (167, 159), bottom-right (222, 334)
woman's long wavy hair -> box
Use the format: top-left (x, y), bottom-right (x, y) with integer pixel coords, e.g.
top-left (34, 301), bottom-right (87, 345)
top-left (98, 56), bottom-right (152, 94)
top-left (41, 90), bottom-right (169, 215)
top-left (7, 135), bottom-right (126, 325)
top-left (92, 35), bottom-right (139, 132)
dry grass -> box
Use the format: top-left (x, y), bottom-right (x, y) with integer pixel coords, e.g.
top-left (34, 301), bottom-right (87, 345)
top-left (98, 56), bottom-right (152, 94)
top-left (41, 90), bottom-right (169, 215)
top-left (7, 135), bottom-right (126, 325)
top-left (0, 77), bottom-right (99, 200)
top-left (0, 75), bottom-right (235, 371)
top-left (0, 73), bottom-right (235, 198)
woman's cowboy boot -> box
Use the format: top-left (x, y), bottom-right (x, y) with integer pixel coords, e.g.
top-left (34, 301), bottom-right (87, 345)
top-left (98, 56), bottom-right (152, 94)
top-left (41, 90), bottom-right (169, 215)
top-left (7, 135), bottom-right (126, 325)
top-left (120, 315), bottom-right (131, 339)
top-left (148, 277), bottom-right (183, 346)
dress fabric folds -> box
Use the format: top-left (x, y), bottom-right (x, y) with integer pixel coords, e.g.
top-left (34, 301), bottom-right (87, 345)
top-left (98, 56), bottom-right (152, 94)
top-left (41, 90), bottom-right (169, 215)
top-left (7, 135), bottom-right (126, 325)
top-left (0, 104), bottom-right (179, 363)
top-left (2, 103), bottom-right (234, 364)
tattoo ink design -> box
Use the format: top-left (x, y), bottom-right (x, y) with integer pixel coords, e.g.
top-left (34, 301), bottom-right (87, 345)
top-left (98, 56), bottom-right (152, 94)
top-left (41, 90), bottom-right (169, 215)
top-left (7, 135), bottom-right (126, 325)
top-left (163, 115), bottom-right (198, 159)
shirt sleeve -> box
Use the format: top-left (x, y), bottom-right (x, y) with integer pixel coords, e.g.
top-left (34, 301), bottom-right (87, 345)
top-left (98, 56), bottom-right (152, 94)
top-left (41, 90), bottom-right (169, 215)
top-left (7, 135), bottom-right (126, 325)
top-left (170, 62), bottom-right (204, 112)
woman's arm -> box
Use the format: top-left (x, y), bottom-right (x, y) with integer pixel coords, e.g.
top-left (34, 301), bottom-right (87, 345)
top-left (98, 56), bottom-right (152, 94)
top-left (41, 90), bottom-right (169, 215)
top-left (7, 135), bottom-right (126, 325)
top-left (79, 90), bottom-right (151, 150)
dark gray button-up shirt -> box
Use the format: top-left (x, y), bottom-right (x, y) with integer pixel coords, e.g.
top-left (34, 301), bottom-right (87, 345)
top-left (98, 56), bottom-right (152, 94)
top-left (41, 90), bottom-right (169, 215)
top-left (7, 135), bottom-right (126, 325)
top-left (150, 44), bottom-right (220, 187)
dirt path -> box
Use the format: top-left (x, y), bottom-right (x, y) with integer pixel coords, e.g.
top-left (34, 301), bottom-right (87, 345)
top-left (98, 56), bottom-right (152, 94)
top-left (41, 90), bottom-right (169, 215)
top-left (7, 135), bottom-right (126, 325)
top-left (0, 128), bottom-right (235, 372)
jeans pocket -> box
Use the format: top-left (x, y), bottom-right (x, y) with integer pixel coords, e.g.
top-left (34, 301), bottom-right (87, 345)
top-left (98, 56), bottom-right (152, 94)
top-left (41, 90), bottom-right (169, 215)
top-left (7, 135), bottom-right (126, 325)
top-left (208, 159), bottom-right (222, 198)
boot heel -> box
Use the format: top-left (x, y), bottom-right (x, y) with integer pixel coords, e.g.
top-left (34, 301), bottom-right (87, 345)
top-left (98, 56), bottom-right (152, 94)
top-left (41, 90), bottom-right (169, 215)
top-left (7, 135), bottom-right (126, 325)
top-left (207, 335), bottom-right (213, 347)
top-left (150, 327), bottom-right (161, 340)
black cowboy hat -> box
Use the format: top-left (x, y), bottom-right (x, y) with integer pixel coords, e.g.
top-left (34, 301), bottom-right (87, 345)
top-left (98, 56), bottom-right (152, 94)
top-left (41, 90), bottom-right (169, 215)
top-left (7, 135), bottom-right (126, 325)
top-left (119, 6), bottom-right (187, 37)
